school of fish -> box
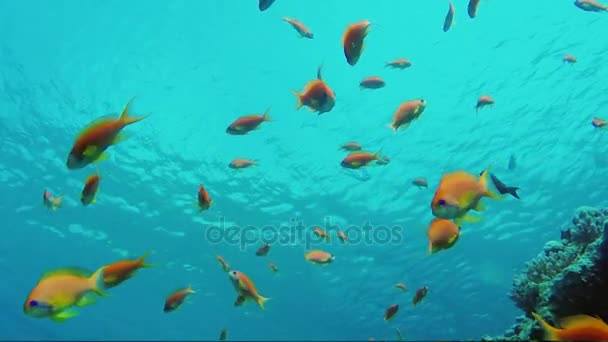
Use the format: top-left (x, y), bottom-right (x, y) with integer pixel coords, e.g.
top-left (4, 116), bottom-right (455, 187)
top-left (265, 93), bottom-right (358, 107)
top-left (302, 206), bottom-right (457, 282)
top-left (29, 0), bottom-right (608, 340)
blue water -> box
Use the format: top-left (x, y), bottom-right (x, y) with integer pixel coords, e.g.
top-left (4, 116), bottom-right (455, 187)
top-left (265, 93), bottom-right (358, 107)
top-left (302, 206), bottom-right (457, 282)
top-left (1, 0), bottom-right (607, 340)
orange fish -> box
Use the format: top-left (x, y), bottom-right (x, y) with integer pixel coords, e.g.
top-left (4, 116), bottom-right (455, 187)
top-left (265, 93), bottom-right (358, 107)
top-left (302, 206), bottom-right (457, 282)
top-left (360, 76), bottom-right (385, 89)
top-left (313, 227), bottom-right (330, 242)
top-left (217, 256), bottom-right (231, 272)
top-left (229, 158), bottom-right (256, 169)
top-left (412, 286), bottom-right (428, 306)
top-left (337, 230), bottom-right (349, 243)
top-left (305, 250), bottom-right (334, 265)
top-left (574, 0), bottom-right (608, 11)
top-left (220, 328), bottom-right (228, 341)
top-left (43, 190), bottom-right (62, 211)
top-left (412, 177), bottom-right (428, 188)
top-left (427, 219), bottom-right (461, 253)
top-left (163, 285), bottom-right (195, 313)
top-left (292, 65), bottom-right (336, 114)
top-left (340, 141), bottom-right (362, 151)
top-left (592, 117), bottom-right (607, 128)
top-left (476, 95), bottom-right (494, 112)
top-left (443, 1), bottom-right (456, 32)
top-left (81, 173), bottom-right (100, 206)
top-left (532, 312), bottom-right (608, 341)
top-left (431, 167), bottom-right (501, 224)
top-left (389, 99), bottom-right (426, 132)
top-left (268, 262), bottom-right (279, 273)
top-left (563, 54), bottom-right (577, 64)
top-left (226, 109), bottom-right (270, 135)
top-left (385, 58), bottom-right (411, 69)
top-left (66, 98), bottom-right (147, 169)
top-left (228, 270), bottom-right (269, 310)
top-left (468, 0), bottom-right (481, 18)
top-left (196, 184), bottom-right (213, 212)
top-left (341, 150), bottom-right (382, 169)
top-left (395, 282), bottom-right (407, 292)
top-left (256, 243), bottom-right (270, 256)
top-left (24, 266), bottom-right (106, 322)
top-left (282, 17), bottom-right (314, 39)
top-left (342, 20), bottom-right (372, 66)
top-left (103, 252), bottom-right (154, 289)
top-left (384, 304), bottom-right (399, 321)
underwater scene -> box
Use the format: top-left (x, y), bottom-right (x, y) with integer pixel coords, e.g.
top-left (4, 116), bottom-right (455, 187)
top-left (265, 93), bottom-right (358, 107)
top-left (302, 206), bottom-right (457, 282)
top-left (1, 0), bottom-right (608, 340)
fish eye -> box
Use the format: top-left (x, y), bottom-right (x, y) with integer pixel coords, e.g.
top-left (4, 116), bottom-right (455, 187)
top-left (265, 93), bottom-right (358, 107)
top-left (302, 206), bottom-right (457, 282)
top-left (438, 199), bottom-right (446, 206)
top-left (29, 300), bottom-right (38, 307)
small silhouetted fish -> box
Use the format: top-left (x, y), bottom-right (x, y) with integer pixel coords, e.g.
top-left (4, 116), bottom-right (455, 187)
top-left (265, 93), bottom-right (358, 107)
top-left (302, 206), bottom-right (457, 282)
top-left (480, 171), bottom-right (520, 199)
top-left (259, 0), bottom-right (275, 11)
top-left (508, 154), bottom-right (517, 170)
top-left (256, 243), bottom-right (270, 256)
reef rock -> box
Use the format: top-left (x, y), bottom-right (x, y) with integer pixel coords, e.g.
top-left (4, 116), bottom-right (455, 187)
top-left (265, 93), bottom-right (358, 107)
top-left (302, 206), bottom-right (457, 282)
top-left (482, 206), bottom-right (608, 341)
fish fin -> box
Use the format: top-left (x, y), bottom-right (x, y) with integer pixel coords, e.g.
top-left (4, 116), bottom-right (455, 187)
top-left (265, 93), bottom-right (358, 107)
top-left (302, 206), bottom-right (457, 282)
top-left (462, 214), bottom-right (482, 223)
top-left (263, 107), bottom-right (271, 121)
top-left (75, 292), bottom-right (98, 307)
top-left (308, 98), bottom-right (319, 110)
top-left (256, 295), bottom-right (270, 310)
top-left (112, 133), bottom-right (128, 144)
top-left (104, 275), bottom-right (119, 284)
top-left (119, 97), bottom-right (148, 125)
top-left (428, 241), bottom-right (434, 254)
top-left (187, 284), bottom-right (196, 294)
top-left (92, 152), bottom-right (109, 164)
top-left (51, 308), bottom-right (79, 322)
top-left (83, 145), bottom-right (99, 158)
top-left (138, 251), bottom-right (157, 268)
top-left (474, 201), bottom-right (486, 211)
top-left (454, 215), bottom-right (481, 226)
top-left (41, 267), bottom-right (92, 280)
top-left (89, 266), bottom-right (109, 297)
top-left (531, 312), bottom-right (560, 341)
top-left (291, 90), bottom-right (303, 110)
top-left (316, 65), bottom-right (323, 80)
top-left (506, 187), bottom-right (520, 199)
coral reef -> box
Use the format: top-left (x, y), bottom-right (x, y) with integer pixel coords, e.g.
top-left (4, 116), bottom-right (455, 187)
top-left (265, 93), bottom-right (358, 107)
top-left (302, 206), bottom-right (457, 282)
top-left (482, 206), bottom-right (608, 341)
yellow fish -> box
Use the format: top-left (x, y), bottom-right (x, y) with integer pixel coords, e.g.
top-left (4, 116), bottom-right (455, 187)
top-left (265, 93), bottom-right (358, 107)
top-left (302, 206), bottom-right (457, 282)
top-left (23, 267), bottom-right (106, 322)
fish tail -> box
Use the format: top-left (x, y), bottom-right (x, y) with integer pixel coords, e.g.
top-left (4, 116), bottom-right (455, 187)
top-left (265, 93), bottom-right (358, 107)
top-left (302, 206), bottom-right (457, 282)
top-left (187, 284), bottom-right (196, 294)
top-left (263, 107), bottom-right (271, 121)
top-left (120, 97), bottom-right (148, 126)
top-left (292, 90), bottom-right (303, 110)
top-left (374, 149), bottom-right (383, 160)
top-left (138, 251), bottom-right (157, 268)
top-left (89, 266), bottom-right (108, 297)
top-left (506, 186), bottom-right (520, 199)
top-left (316, 64), bottom-right (323, 80)
top-left (531, 312), bottom-right (560, 341)
top-left (479, 165), bottom-right (502, 200)
top-left (387, 123), bottom-right (397, 133)
top-left (256, 294), bottom-right (270, 310)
